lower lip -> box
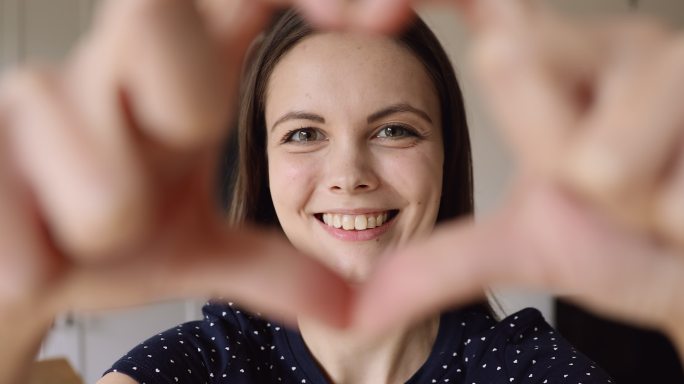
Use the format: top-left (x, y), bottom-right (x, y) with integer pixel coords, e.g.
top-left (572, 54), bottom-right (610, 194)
top-left (317, 215), bottom-right (396, 241)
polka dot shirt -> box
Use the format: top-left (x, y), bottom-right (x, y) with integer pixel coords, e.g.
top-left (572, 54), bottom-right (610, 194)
top-left (105, 302), bottom-right (613, 383)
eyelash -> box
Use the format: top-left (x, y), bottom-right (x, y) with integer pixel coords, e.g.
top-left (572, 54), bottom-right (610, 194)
top-left (280, 127), bottom-right (325, 144)
top-left (374, 124), bottom-right (424, 140)
top-left (279, 124), bottom-right (426, 145)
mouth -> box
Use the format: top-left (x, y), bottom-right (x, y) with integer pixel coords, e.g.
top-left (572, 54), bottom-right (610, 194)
top-left (314, 210), bottom-right (399, 231)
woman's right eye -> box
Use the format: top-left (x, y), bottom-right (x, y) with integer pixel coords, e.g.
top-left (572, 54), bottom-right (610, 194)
top-left (282, 128), bottom-right (326, 144)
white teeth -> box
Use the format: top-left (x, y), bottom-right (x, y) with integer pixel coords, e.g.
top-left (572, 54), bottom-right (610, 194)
top-left (354, 215), bottom-right (367, 230)
top-left (342, 215), bottom-right (355, 230)
top-left (376, 214), bottom-right (384, 227)
top-left (321, 212), bottom-right (393, 231)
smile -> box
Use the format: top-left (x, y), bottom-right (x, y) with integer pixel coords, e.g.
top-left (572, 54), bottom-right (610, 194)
top-left (315, 210), bottom-right (399, 231)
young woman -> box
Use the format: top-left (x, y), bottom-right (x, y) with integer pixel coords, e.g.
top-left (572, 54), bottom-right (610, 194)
top-left (101, 9), bottom-right (612, 384)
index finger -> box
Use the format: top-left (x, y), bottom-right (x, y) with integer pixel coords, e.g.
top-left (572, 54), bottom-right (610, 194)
top-left (347, 0), bottom-right (534, 34)
top-left (56, 227), bottom-right (354, 328)
top-left (353, 180), bottom-right (684, 334)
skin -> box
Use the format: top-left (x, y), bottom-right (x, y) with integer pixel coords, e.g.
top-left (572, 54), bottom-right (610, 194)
top-left (0, 1), bottom-right (355, 383)
top-left (265, 32), bottom-right (444, 383)
top-left (342, 0), bottom-right (684, 362)
top-left (266, 33), bottom-right (444, 282)
top-left (103, 30), bottom-right (447, 384)
top-left (3, 0), bottom-right (684, 383)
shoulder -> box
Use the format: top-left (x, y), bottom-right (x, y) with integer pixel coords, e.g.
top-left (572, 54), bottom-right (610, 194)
top-left (423, 307), bottom-right (612, 383)
top-left (471, 308), bottom-right (614, 383)
top-left (104, 301), bottom-right (284, 383)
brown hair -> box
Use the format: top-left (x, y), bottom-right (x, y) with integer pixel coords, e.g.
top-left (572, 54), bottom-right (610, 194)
top-left (219, 9), bottom-right (495, 318)
top-left (225, 9), bottom-right (473, 228)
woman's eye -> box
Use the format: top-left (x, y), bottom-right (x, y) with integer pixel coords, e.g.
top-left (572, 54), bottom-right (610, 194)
top-left (284, 128), bottom-right (325, 143)
top-left (376, 125), bottom-right (417, 139)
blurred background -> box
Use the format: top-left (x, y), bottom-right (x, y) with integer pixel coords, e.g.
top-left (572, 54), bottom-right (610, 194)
top-left (1, 0), bottom-right (683, 382)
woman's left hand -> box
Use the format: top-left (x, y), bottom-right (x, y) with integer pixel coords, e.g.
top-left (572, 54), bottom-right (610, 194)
top-left (354, 177), bottom-right (684, 347)
top-left (348, 0), bottom-right (684, 358)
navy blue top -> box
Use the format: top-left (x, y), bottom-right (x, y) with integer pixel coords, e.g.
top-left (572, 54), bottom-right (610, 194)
top-left (106, 301), bottom-right (613, 383)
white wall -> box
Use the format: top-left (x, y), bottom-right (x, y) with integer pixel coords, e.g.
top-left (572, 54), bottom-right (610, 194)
top-left (0, 0), bottom-right (20, 70)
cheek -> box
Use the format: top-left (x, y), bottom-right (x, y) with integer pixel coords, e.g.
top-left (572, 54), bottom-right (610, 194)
top-left (380, 145), bottom-right (444, 207)
top-left (388, 145), bottom-right (444, 191)
top-left (267, 153), bottom-right (319, 215)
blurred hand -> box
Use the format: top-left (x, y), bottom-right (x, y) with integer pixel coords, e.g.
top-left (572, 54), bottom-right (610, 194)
top-left (356, 177), bottom-right (684, 341)
top-left (340, 0), bottom-right (684, 244)
top-left (0, 0), bottom-right (352, 329)
top-left (351, 0), bottom-right (684, 358)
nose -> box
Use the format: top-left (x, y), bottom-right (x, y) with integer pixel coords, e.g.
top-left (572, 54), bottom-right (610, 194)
top-left (324, 141), bottom-right (379, 194)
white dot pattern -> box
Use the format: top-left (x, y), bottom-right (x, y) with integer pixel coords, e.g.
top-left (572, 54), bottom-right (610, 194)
top-left (105, 302), bottom-right (613, 383)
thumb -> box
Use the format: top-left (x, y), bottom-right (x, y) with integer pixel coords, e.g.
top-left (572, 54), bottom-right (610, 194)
top-left (56, 227), bottom-right (354, 328)
top-left (352, 214), bottom-right (520, 332)
top-left (354, 179), bottom-right (684, 334)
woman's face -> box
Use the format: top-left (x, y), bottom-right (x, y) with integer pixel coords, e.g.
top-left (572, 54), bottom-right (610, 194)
top-left (266, 32), bottom-right (444, 282)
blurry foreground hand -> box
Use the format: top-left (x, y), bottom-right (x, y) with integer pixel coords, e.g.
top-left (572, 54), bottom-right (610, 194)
top-left (0, 0), bottom-right (352, 328)
top-left (352, 0), bottom-right (684, 359)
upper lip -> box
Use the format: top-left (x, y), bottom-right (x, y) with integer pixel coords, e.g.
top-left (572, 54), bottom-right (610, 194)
top-left (313, 208), bottom-right (395, 215)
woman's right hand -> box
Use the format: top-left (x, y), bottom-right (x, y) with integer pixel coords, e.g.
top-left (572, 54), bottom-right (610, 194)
top-left (0, 0), bottom-right (353, 352)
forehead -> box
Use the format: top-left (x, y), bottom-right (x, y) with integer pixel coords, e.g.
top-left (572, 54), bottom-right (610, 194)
top-left (265, 32), bottom-right (440, 127)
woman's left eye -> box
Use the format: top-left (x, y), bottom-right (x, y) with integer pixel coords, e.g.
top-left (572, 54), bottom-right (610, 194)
top-left (375, 124), bottom-right (418, 139)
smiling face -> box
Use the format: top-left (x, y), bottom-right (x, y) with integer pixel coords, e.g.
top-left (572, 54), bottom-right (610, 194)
top-left (265, 32), bottom-right (444, 282)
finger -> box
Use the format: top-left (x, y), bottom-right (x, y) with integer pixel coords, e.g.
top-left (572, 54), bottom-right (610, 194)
top-left (292, 0), bottom-right (349, 30)
top-left (348, 0), bottom-right (414, 33)
top-left (1, 69), bottom-right (151, 258)
top-left (655, 145), bottom-right (684, 247)
top-left (0, 156), bottom-right (58, 384)
top-left (354, 180), bottom-right (684, 333)
top-left (471, 31), bottom-right (580, 174)
top-left (459, 0), bottom-right (537, 33)
top-left (57, 228), bottom-right (353, 328)
top-left (353, 216), bottom-right (513, 332)
top-left (345, 0), bottom-right (533, 34)
top-left (78, 0), bottom-right (249, 151)
top-left (468, 2), bottom-right (610, 176)
top-left (563, 33), bottom-right (684, 229)
top-left (197, 0), bottom-right (274, 59)
top-left (0, 132), bottom-right (41, 303)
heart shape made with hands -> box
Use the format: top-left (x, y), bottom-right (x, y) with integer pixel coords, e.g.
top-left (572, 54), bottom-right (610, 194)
top-left (1, 0), bottom-right (684, 350)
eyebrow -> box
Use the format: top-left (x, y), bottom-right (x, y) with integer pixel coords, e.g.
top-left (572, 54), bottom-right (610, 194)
top-left (271, 111), bottom-right (325, 132)
top-left (270, 102), bottom-right (433, 132)
top-left (367, 103), bottom-right (433, 125)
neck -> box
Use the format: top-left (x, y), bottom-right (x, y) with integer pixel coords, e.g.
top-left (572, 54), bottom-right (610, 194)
top-left (298, 315), bottom-right (440, 384)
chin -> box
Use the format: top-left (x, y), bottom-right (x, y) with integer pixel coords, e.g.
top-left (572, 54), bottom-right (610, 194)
top-left (332, 256), bottom-right (377, 284)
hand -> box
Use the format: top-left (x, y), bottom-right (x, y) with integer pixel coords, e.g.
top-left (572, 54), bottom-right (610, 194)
top-left (344, 0), bottom-right (684, 244)
top-left (0, 0), bottom-right (352, 327)
top-left (351, 0), bottom-right (684, 358)
top-left (355, 177), bottom-right (684, 337)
